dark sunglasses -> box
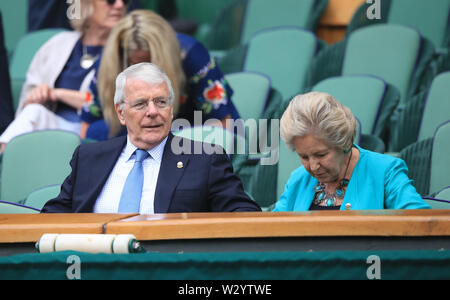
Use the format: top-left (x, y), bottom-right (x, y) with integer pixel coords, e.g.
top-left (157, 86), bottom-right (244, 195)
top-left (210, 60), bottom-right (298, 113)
top-left (106, 0), bottom-right (131, 6)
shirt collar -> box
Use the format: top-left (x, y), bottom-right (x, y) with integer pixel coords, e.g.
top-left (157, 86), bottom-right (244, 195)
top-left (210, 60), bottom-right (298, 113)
top-left (124, 135), bottom-right (168, 163)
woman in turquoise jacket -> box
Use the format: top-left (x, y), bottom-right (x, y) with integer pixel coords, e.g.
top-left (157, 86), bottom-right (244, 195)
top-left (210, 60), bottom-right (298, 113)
top-left (273, 92), bottom-right (430, 211)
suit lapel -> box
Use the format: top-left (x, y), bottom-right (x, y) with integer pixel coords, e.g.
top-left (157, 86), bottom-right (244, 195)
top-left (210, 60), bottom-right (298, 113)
top-left (154, 133), bottom-right (190, 213)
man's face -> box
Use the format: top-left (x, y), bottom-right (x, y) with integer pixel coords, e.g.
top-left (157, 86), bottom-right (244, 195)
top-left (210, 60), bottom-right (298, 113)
top-left (116, 78), bottom-right (173, 150)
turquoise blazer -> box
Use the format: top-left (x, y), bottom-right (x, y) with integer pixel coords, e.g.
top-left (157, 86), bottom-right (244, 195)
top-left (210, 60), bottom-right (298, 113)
top-left (274, 145), bottom-right (430, 211)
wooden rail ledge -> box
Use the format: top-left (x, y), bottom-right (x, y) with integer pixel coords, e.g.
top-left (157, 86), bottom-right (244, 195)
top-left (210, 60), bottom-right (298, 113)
top-left (0, 214), bottom-right (137, 243)
top-left (0, 210), bottom-right (448, 244)
top-left (106, 210), bottom-right (450, 241)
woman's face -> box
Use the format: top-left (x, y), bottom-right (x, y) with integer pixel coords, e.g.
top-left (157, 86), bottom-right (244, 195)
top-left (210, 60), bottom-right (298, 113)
top-left (128, 50), bottom-right (151, 66)
top-left (90, 0), bottom-right (127, 30)
top-left (293, 134), bottom-right (347, 184)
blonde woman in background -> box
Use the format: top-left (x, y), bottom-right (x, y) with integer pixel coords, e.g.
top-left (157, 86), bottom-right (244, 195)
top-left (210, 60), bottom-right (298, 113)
top-left (80, 9), bottom-right (240, 141)
top-left (0, 0), bottom-right (128, 152)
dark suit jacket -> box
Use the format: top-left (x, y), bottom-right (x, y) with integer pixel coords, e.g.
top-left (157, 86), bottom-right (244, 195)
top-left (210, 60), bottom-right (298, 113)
top-left (41, 133), bottom-right (261, 213)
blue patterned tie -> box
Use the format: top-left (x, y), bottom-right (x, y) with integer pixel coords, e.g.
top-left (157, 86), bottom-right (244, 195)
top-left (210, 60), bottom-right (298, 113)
top-left (118, 149), bottom-right (150, 213)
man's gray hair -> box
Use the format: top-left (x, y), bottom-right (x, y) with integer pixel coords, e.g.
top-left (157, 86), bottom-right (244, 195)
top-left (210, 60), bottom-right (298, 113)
top-left (114, 62), bottom-right (175, 106)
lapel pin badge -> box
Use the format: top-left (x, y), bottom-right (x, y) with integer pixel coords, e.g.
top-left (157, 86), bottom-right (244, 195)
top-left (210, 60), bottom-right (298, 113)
top-left (177, 161), bottom-right (183, 169)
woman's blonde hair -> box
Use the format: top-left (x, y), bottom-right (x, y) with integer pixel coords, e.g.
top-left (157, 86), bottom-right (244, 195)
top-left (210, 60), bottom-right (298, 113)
top-left (69, 0), bottom-right (94, 32)
top-left (280, 92), bottom-right (356, 151)
top-left (97, 9), bottom-right (185, 138)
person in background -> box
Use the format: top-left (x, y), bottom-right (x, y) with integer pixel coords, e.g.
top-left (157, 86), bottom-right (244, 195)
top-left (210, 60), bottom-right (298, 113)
top-left (27, 0), bottom-right (141, 32)
top-left (0, 0), bottom-right (128, 152)
top-left (80, 9), bottom-right (240, 141)
top-left (0, 13), bottom-right (14, 135)
top-left (273, 92), bottom-right (430, 211)
top-left (42, 63), bottom-right (260, 214)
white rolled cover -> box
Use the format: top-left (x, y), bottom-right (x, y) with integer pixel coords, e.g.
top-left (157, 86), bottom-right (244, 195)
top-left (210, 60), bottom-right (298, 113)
top-left (37, 234), bottom-right (138, 254)
top-left (37, 234), bottom-right (59, 253)
top-left (112, 234), bottom-right (137, 254)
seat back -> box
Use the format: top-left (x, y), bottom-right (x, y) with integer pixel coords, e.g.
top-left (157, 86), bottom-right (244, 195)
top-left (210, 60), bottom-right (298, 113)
top-left (225, 71), bottom-right (271, 121)
top-left (312, 75), bottom-right (387, 135)
top-left (175, 0), bottom-right (232, 25)
top-left (435, 186), bottom-right (450, 202)
top-left (225, 72), bottom-right (271, 150)
top-left (418, 72), bottom-right (450, 141)
top-left (0, 201), bottom-right (40, 214)
top-left (244, 27), bottom-right (318, 103)
top-left (430, 121), bottom-right (450, 195)
top-left (0, 130), bottom-right (81, 203)
top-left (0, 0), bottom-right (27, 56)
top-left (24, 184), bottom-right (61, 210)
top-left (423, 198), bottom-right (450, 209)
top-left (277, 138), bottom-right (302, 200)
top-left (343, 24), bottom-right (421, 105)
top-left (241, 0), bottom-right (316, 44)
top-left (354, 117), bottom-right (362, 146)
top-left (9, 28), bottom-right (66, 110)
top-left (387, 0), bottom-right (450, 49)
top-left (172, 125), bottom-right (246, 156)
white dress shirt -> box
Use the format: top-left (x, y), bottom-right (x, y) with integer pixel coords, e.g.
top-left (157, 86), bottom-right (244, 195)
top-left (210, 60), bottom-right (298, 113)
top-left (93, 136), bottom-right (167, 214)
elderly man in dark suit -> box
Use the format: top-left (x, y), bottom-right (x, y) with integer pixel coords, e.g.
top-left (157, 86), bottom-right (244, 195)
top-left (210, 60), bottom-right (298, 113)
top-left (42, 63), bottom-right (260, 213)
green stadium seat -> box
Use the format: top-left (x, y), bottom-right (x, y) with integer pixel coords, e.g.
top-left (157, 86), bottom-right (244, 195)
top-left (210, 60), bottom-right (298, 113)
top-left (202, 0), bottom-right (328, 51)
top-left (0, 130), bottom-right (80, 204)
top-left (434, 186), bottom-right (450, 202)
top-left (418, 72), bottom-right (450, 141)
top-left (175, 0), bottom-right (233, 43)
top-left (0, 201), bottom-right (40, 214)
top-left (24, 184), bottom-right (60, 210)
top-left (0, 0), bottom-right (27, 57)
top-left (176, 0), bottom-right (231, 25)
top-left (343, 24), bottom-right (422, 105)
top-left (244, 27), bottom-right (319, 103)
top-left (429, 121), bottom-right (450, 195)
top-left (392, 71), bottom-right (450, 152)
top-left (240, 0), bottom-right (322, 44)
top-left (423, 192), bottom-right (450, 209)
top-left (225, 71), bottom-right (271, 148)
top-left (388, 0), bottom-right (450, 51)
top-left (225, 71), bottom-right (271, 121)
top-left (348, 0), bottom-right (450, 51)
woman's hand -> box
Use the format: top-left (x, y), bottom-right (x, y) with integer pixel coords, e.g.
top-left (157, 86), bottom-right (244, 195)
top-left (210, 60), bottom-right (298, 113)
top-left (24, 84), bottom-right (57, 106)
top-left (25, 86), bottom-right (86, 110)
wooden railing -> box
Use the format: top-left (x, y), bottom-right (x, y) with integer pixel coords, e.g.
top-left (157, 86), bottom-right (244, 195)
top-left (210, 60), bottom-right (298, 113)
top-left (1, 210), bottom-right (449, 243)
